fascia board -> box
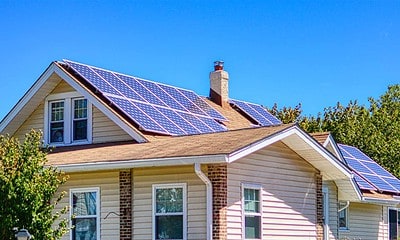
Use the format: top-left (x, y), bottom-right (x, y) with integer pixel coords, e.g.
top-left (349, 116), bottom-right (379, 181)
top-left (228, 125), bottom-right (297, 162)
top-left (361, 197), bottom-right (400, 205)
top-left (0, 63), bottom-right (57, 132)
top-left (53, 63), bottom-right (148, 143)
top-left (55, 154), bottom-right (228, 173)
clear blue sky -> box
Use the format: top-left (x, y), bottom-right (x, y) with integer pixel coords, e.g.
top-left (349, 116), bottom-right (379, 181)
top-left (0, 1), bottom-right (399, 121)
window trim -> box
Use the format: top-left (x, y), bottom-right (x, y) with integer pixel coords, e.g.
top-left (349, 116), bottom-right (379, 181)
top-left (69, 187), bottom-right (100, 240)
top-left (44, 92), bottom-right (92, 146)
top-left (242, 183), bottom-right (262, 240)
top-left (152, 183), bottom-right (187, 240)
top-left (338, 201), bottom-right (349, 231)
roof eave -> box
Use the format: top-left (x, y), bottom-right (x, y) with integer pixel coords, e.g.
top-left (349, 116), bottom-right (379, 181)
top-left (55, 154), bottom-right (228, 173)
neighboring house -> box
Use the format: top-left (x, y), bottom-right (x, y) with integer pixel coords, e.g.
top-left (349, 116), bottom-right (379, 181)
top-left (0, 60), bottom-right (399, 240)
top-left (313, 133), bottom-right (400, 240)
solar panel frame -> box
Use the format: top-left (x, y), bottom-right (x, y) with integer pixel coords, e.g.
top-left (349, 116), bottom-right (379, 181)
top-left (354, 173), bottom-right (377, 191)
top-left (248, 102), bottom-right (282, 125)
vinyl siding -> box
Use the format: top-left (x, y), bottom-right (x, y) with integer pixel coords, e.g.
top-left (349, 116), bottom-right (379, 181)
top-left (339, 202), bottom-right (388, 240)
top-left (324, 180), bottom-right (339, 239)
top-left (227, 141), bottom-right (319, 240)
top-left (13, 80), bottom-right (133, 143)
top-left (55, 171), bottom-right (120, 240)
top-left (132, 165), bottom-right (207, 240)
top-left (92, 106), bottom-right (132, 143)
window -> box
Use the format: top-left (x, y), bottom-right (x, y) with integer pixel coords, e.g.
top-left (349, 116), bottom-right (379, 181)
top-left (389, 208), bottom-right (400, 240)
top-left (153, 183), bottom-right (187, 240)
top-left (70, 188), bottom-right (99, 240)
top-left (45, 92), bottom-right (92, 145)
top-left (338, 202), bottom-right (349, 230)
top-left (243, 185), bottom-right (261, 239)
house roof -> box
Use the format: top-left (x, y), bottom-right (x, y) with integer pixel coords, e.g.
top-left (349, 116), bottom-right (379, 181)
top-left (48, 124), bottom-right (292, 166)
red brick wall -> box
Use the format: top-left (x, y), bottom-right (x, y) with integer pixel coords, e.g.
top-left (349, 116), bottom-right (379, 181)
top-left (315, 173), bottom-right (323, 240)
top-left (119, 170), bottom-right (132, 240)
top-left (208, 164), bottom-right (227, 240)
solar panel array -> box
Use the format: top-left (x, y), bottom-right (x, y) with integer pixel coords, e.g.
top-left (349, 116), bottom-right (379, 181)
top-left (338, 144), bottom-right (400, 194)
top-left (64, 60), bottom-right (227, 136)
top-left (229, 99), bottom-right (281, 126)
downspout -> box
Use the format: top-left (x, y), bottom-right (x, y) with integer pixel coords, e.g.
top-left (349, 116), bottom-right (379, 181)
top-left (338, 201), bottom-right (350, 212)
top-left (194, 163), bottom-right (212, 240)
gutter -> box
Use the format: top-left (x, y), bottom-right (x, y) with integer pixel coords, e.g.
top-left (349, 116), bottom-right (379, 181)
top-left (55, 154), bottom-right (227, 173)
top-left (194, 163), bottom-right (212, 240)
top-left (362, 197), bottom-right (400, 205)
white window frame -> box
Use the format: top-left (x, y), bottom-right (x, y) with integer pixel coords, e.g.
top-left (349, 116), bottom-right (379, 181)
top-left (242, 183), bottom-right (262, 240)
top-left (152, 183), bottom-right (187, 240)
top-left (338, 201), bottom-right (349, 231)
top-left (44, 92), bottom-right (92, 146)
top-left (69, 187), bottom-right (100, 240)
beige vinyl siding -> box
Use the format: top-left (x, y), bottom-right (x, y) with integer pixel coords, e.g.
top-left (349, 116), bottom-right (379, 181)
top-left (92, 106), bottom-right (132, 143)
top-left (51, 80), bottom-right (75, 94)
top-left (133, 165), bottom-right (207, 240)
top-left (55, 171), bottom-right (120, 240)
top-left (13, 102), bottom-right (44, 141)
top-left (323, 180), bottom-right (339, 240)
top-left (339, 202), bottom-right (387, 240)
top-left (227, 141), bottom-right (318, 240)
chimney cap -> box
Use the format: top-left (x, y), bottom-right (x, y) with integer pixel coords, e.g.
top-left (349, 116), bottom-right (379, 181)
top-left (214, 60), bottom-right (224, 71)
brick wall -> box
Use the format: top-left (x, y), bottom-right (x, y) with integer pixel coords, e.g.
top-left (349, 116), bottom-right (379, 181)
top-left (119, 170), bottom-right (132, 240)
top-left (316, 173), bottom-right (323, 240)
top-left (208, 164), bottom-right (227, 240)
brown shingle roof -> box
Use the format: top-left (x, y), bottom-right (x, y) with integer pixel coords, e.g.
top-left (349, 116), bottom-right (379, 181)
top-left (310, 132), bottom-right (330, 145)
top-left (47, 124), bottom-right (293, 166)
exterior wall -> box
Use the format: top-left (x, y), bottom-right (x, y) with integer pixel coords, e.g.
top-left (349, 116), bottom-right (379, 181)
top-left (92, 106), bottom-right (132, 143)
top-left (55, 171), bottom-right (120, 240)
top-left (227, 141), bottom-right (319, 240)
top-left (323, 180), bottom-right (339, 240)
top-left (132, 165), bottom-right (207, 240)
top-left (339, 202), bottom-right (388, 240)
top-left (13, 80), bottom-right (133, 143)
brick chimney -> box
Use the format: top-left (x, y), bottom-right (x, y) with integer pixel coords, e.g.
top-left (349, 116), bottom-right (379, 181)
top-left (209, 61), bottom-right (229, 108)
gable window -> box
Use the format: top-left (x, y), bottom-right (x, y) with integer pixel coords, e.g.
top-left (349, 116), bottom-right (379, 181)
top-left (243, 184), bottom-right (262, 239)
top-left (70, 188), bottom-right (100, 240)
top-left (153, 183), bottom-right (187, 240)
top-left (338, 202), bottom-right (349, 230)
top-left (45, 92), bottom-right (92, 145)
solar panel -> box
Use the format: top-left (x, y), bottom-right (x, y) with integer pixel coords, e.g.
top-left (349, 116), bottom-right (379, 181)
top-left (177, 88), bottom-right (227, 121)
top-left (230, 99), bottom-right (281, 126)
top-left (354, 173), bottom-right (377, 191)
top-left (338, 144), bottom-right (400, 194)
top-left (64, 60), bottom-right (228, 136)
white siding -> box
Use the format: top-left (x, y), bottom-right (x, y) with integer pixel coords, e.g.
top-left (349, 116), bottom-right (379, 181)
top-left (339, 202), bottom-right (388, 240)
top-left (55, 171), bottom-right (120, 240)
top-left (227, 141), bottom-right (319, 240)
top-left (133, 166), bottom-right (207, 240)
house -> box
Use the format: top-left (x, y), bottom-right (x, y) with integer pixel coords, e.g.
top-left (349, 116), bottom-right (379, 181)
top-left (312, 132), bottom-right (400, 240)
top-left (0, 60), bottom-right (399, 240)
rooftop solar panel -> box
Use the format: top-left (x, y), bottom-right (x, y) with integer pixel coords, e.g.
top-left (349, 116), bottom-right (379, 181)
top-left (64, 60), bottom-right (228, 136)
top-left (229, 99), bottom-right (280, 126)
top-left (338, 144), bottom-right (400, 194)
top-left (246, 102), bottom-right (282, 125)
top-left (354, 173), bottom-right (377, 191)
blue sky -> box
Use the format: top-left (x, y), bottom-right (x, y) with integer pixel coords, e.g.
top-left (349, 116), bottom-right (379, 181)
top-left (0, 1), bottom-right (399, 121)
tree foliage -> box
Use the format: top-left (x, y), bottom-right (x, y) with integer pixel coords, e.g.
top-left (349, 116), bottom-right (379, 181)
top-left (0, 130), bottom-right (68, 240)
top-left (269, 84), bottom-right (400, 178)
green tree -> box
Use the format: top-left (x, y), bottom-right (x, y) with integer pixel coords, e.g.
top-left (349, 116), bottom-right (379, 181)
top-left (270, 84), bottom-right (400, 178)
top-left (0, 130), bottom-right (68, 240)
